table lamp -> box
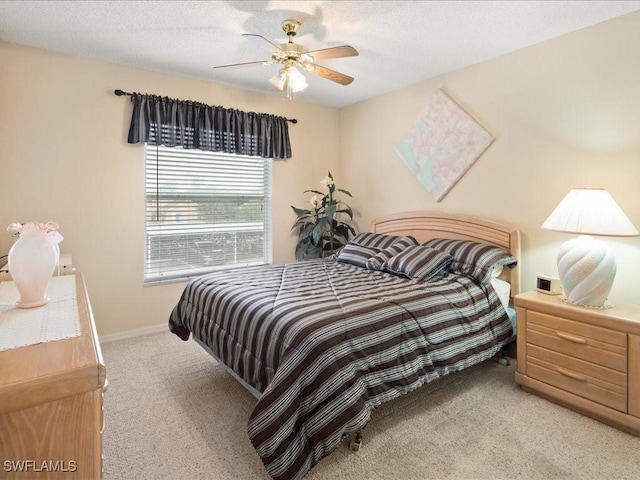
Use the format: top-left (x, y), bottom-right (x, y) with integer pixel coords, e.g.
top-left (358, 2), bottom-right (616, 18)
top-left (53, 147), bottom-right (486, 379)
top-left (541, 188), bottom-right (639, 308)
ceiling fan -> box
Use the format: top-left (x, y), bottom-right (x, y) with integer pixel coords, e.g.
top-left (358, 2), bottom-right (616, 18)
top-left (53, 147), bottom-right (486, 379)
top-left (214, 19), bottom-right (358, 97)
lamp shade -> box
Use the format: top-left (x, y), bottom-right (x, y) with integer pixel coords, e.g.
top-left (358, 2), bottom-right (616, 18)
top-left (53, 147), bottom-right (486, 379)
top-left (541, 188), bottom-right (639, 237)
top-left (269, 71), bottom-right (287, 91)
top-left (287, 67), bottom-right (308, 92)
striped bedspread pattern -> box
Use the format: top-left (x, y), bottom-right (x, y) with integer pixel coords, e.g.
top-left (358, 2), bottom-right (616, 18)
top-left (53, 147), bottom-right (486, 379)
top-left (169, 258), bottom-right (513, 480)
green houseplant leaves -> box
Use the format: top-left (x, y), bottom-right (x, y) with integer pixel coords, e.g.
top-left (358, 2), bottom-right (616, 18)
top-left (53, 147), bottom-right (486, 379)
top-left (291, 172), bottom-right (356, 261)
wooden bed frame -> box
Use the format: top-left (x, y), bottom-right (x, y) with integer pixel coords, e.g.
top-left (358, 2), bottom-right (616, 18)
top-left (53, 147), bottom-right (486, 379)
top-left (370, 211), bottom-right (521, 296)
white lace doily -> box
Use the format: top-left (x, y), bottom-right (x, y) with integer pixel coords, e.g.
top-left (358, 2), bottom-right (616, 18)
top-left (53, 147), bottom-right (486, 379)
top-left (0, 275), bottom-right (81, 352)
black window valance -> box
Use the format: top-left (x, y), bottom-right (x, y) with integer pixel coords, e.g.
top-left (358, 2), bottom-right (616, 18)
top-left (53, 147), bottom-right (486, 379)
top-left (125, 92), bottom-right (293, 159)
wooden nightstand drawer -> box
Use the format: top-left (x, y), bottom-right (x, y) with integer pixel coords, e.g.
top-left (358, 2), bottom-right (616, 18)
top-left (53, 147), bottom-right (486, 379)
top-left (527, 311), bottom-right (626, 372)
top-left (527, 344), bottom-right (627, 411)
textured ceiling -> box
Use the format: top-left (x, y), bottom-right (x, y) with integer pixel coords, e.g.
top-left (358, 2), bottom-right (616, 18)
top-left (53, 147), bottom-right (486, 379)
top-left (1, 1), bottom-right (639, 108)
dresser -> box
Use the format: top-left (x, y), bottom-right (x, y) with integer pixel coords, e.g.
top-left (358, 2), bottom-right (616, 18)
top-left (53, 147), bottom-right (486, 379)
top-left (0, 273), bottom-right (106, 478)
top-left (514, 291), bottom-right (640, 436)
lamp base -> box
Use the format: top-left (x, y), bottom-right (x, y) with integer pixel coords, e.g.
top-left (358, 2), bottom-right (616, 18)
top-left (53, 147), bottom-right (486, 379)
top-left (556, 235), bottom-right (616, 308)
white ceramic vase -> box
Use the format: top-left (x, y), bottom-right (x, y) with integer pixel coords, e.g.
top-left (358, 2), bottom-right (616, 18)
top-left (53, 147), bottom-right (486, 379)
top-left (7, 222), bottom-right (63, 309)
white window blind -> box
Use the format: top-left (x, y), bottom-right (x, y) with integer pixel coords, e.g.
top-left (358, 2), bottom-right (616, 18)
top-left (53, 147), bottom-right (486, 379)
top-left (144, 144), bottom-right (272, 284)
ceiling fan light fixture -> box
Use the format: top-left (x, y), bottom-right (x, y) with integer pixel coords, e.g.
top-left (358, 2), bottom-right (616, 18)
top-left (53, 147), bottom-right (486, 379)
top-left (288, 67), bottom-right (308, 92)
top-left (269, 70), bottom-right (287, 91)
top-left (217, 19), bottom-right (357, 97)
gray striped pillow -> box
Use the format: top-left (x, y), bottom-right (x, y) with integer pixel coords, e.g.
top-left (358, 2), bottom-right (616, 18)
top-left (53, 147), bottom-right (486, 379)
top-left (422, 238), bottom-right (517, 285)
top-left (350, 232), bottom-right (400, 250)
top-left (366, 236), bottom-right (419, 271)
top-left (384, 246), bottom-right (453, 281)
top-left (337, 243), bottom-right (380, 268)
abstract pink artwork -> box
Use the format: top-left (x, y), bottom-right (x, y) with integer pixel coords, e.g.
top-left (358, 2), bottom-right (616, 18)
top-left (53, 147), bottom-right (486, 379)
top-left (395, 88), bottom-right (495, 201)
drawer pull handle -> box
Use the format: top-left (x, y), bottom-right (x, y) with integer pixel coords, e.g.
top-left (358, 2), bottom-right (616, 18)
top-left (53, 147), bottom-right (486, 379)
top-left (557, 367), bottom-right (587, 382)
top-left (556, 332), bottom-right (587, 344)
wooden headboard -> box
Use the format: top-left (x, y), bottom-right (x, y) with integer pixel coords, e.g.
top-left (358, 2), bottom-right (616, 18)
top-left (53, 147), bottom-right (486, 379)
top-left (371, 211), bottom-right (521, 296)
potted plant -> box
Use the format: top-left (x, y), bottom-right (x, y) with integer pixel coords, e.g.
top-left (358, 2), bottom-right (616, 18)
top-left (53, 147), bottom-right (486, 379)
top-left (291, 172), bottom-right (356, 260)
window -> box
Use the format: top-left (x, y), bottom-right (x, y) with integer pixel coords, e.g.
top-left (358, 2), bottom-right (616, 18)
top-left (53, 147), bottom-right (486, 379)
top-left (144, 145), bottom-right (272, 284)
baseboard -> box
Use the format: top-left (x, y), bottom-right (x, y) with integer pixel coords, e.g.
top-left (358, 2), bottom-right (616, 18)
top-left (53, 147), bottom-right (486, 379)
top-left (99, 323), bottom-right (167, 344)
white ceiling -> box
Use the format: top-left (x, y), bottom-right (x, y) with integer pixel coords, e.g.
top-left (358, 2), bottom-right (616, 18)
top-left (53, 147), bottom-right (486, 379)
top-left (1, 1), bottom-right (639, 108)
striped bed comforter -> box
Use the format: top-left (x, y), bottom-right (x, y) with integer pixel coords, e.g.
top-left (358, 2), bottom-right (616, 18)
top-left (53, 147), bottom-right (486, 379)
top-left (169, 258), bottom-right (514, 480)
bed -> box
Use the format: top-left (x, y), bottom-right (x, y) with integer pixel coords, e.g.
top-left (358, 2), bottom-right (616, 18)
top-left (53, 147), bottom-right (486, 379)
top-left (169, 211), bottom-right (521, 480)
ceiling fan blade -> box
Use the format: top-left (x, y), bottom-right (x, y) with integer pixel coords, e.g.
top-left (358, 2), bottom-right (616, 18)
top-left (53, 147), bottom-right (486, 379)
top-left (214, 60), bottom-right (271, 70)
top-left (242, 34), bottom-right (283, 54)
top-left (307, 64), bottom-right (354, 86)
top-left (306, 45), bottom-right (358, 61)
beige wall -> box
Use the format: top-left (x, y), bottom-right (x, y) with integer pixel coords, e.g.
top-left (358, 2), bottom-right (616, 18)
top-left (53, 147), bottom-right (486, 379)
top-left (2, 11), bottom-right (640, 338)
top-left (340, 11), bottom-right (640, 305)
top-left (0, 42), bottom-right (340, 336)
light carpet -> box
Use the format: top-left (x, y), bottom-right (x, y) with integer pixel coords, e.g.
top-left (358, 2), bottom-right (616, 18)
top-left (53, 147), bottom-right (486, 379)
top-left (102, 331), bottom-right (640, 479)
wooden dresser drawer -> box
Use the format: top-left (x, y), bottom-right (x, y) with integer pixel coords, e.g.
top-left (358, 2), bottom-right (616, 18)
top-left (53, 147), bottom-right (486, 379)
top-left (526, 344), bottom-right (627, 412)
top-left (526, 311), bottom-right (627, 372)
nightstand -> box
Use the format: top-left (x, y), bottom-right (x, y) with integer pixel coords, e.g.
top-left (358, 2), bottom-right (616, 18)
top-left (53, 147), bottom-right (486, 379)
top-left (514, 291), bottom-right (640, 436)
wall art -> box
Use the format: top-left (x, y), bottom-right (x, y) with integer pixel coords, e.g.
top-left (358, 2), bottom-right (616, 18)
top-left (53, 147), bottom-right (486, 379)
top-left (395, 88), bottom-right (495, 201)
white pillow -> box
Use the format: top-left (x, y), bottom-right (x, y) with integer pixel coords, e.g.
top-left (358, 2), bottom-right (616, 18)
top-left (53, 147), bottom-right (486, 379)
top-left (490, 276), bottom-right (511, 313)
